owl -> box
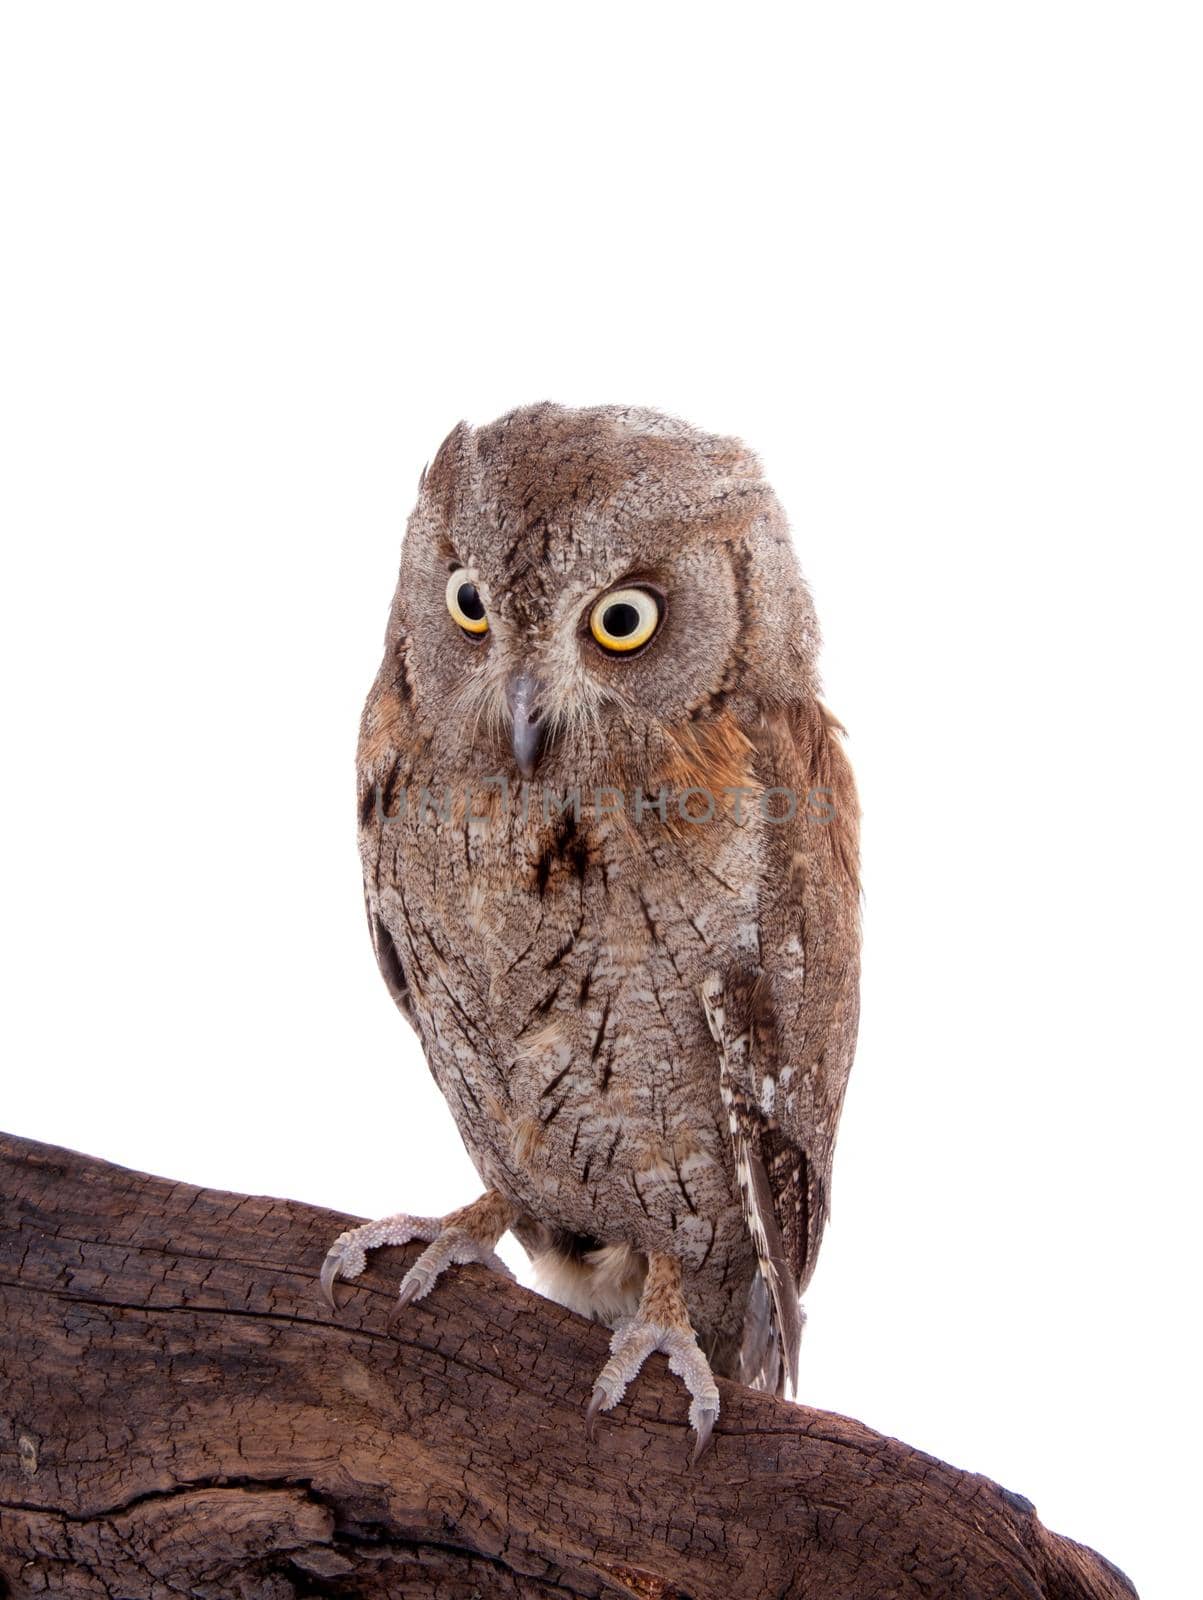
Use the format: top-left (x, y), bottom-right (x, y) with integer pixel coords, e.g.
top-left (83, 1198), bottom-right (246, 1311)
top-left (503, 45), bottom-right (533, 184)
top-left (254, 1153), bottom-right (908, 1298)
top-left (322, 404), bottom-right (861, 1461)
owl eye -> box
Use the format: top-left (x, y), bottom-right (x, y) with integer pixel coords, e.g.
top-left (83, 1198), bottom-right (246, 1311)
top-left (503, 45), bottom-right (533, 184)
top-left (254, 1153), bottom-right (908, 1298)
top-left (446, 569), bottom-right (488, 635)
top-left (589, 587), bottom-right (661, 653)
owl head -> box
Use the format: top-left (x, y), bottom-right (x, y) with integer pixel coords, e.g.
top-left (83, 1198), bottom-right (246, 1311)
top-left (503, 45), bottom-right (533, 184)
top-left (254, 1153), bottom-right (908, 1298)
top-left (379, 404), bottom-right (820, 791)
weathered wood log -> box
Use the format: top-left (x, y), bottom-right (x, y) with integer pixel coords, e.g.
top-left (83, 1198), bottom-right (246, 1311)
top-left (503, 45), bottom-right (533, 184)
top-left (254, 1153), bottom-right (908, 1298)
top-left (0, 1132), bottom-right (1135, 1600)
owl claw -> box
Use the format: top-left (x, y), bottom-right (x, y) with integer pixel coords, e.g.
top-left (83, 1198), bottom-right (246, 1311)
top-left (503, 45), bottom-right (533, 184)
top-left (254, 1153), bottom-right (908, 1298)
top-left (585, 1384), bottom-right (609, 1442)
top-left (585, 1312), bottom-right (719, 1465)
top-left (395, 1274), bottom-right (422, 1310)
top-left (319, 1196), bottom-right (515, 1317)
top-left (319, 1248), bottom-right (345, 1310)
top-left (319, 1226), bottom-right (374, 1310)
top-left (690, 1406), bottom-right (717, 1465)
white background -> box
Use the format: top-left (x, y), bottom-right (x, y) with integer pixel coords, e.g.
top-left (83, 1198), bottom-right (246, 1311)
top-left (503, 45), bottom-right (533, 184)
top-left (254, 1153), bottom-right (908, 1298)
top-left (2, 7), bottom-right (1199, 1596)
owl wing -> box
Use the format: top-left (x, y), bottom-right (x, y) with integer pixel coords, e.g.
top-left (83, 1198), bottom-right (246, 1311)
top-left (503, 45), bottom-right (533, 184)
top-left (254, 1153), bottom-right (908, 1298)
top-left (364, 887), bottom-right (416, 1027)
top-left (706, 698), bottom-right (861, 1393)
top-left (357, 652), bottom-right (426, 1036)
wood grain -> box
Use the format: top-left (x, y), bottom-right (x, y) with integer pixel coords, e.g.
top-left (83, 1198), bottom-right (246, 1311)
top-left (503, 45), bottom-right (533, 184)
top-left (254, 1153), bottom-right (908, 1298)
top-left (0, 1133), bottom-right (1137, 1599)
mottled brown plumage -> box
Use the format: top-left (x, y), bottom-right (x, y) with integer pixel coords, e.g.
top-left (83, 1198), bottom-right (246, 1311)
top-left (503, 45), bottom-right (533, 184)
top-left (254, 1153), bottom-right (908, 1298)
top-left (323, 403), bottom-right (860, 1455)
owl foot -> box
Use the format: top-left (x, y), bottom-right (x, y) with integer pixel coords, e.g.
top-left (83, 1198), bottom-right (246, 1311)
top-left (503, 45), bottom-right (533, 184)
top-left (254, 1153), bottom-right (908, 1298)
top-left (320, 1190), bottom-right (516, 1312)
top-left (585, 1251), bottom-right (719, 1465)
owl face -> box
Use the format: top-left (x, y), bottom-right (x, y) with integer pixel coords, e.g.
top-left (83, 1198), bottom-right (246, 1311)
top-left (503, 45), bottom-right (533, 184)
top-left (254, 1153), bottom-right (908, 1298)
top-left (385, 405), bottom-right (819, 788)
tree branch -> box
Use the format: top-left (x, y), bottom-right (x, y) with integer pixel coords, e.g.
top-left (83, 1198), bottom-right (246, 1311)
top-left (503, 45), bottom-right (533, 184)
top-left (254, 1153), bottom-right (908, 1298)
top-left (0, 1133), bottom-right (1136, 1599)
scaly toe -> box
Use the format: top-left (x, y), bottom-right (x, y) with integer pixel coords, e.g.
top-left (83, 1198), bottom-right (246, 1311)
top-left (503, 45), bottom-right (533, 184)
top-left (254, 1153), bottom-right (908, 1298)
top-left (317, 1214), bottom-right (441, 1312)
top-left (393, 1227), bottom-right (471, 1312)
top-left (320, 1201), bottom-right (514, 1321)
top-left (319, 1232), bottom-right (365, 1311)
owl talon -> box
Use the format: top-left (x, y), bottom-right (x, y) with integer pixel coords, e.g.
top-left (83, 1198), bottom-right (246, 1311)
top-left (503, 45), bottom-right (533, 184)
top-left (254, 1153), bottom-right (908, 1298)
top-left (585, 1316), bottom-right (720, 1462)
top-left (584, 1253), bottom-right (720, 1464)
top-left (585, 1384), bottom-right (608, 1441)
top-left (319, 1248), bottom-right (346, 1310)
top-left (318, 1214), bottom-right (441, 1312)
top-left (395, 1274), bottom-right (422, 1310)
top-left (320, 1195), bottom-right (515, 1316)
top-left (690, 1406), bottom-right (717, 1465)
top-left (396, 1226), bottom-right (518, 1311)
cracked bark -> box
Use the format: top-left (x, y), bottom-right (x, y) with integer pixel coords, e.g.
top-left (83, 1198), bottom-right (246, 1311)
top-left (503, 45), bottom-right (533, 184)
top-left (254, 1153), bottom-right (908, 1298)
top-left (0, 1133), bottom-right (1136, 1600)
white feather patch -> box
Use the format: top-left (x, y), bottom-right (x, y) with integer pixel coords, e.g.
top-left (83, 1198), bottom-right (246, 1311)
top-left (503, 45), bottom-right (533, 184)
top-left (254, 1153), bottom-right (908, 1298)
top-left (532, 1240), bottom-right (645, 1325)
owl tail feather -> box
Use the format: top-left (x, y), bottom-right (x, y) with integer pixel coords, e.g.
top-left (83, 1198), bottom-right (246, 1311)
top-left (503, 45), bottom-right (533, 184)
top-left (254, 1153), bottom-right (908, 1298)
top-left (701, 972), bottom-right (804, 1398)
top-left (734, 1123), bottom-right (803, 1396)
top-left (738, 1270), bottom-right (807, 1395)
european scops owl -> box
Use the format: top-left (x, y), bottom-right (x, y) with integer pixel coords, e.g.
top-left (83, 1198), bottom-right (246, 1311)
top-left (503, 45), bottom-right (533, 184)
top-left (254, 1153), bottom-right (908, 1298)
top-left (322, 404), bottom-right (861, 1460)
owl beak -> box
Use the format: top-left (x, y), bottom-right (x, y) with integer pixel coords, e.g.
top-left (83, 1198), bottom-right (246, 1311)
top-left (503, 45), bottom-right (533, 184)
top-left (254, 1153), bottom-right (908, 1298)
top-left (506, 670), bottom-right (546, 779)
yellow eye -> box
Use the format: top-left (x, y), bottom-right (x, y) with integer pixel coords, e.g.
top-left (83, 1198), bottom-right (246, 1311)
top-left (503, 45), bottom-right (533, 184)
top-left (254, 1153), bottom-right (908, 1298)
top-left (589, 587), bottom-right (661, 653)
top-left (446, 568), bottom-right (488, 635)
